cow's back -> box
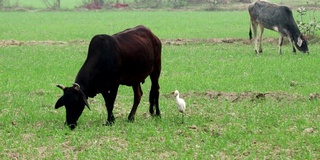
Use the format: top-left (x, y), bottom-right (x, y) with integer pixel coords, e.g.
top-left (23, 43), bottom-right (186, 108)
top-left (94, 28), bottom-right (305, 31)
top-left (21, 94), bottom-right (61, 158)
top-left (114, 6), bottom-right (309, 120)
top-left (76, 25), bottom-right (161, 95)
top-left (112, 25), bottom-right (161, 85)
top-left (249, 1), bottom-right (295, 31)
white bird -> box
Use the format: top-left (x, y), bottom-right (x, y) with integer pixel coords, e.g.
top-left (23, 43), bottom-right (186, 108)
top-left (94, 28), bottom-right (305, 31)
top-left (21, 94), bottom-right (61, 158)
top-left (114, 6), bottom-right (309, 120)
top-left (173, 90), bottom-right (186, 123)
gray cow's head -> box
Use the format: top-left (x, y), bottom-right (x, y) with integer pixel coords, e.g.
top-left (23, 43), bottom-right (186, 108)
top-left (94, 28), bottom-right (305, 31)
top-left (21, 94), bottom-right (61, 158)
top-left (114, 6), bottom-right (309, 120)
top-left (296, 34), bottom-right (309, 53)
top-left (55, 83), bottom-right (90, 130)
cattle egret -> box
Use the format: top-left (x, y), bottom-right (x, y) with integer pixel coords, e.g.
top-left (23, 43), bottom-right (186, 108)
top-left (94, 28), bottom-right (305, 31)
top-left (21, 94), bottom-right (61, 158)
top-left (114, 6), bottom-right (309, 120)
top-left (173, 90), bottom-right (186, 123)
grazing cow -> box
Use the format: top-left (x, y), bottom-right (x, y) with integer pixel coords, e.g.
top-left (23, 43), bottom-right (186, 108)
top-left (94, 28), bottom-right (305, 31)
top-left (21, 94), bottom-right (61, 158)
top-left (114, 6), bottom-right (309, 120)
top-left (55, 25), bottom-right (162, 130)
top-left (248, 0), bottom-right (308, 54)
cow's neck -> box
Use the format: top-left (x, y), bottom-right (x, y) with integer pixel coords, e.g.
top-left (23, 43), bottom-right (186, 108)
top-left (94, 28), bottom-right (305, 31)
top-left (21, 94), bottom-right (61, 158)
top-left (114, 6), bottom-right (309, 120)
top-left (286, 24), bottom-right (301, 41)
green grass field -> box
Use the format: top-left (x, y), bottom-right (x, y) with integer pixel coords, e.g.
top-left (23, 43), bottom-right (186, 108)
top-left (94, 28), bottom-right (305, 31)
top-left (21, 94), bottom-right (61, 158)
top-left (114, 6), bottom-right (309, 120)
top-left (1, 10), bottom-right (319, 159)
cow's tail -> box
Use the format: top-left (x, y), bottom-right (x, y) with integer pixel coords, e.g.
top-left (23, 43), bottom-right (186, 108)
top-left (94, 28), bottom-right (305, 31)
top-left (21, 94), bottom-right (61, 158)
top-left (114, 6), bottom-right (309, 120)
top-left (249, 23), bottom-right (252, 40)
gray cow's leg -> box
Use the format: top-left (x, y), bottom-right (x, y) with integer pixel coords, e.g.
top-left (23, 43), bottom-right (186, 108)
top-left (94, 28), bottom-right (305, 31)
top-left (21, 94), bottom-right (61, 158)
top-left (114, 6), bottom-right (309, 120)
top-left (278, 36), bottom-right (284, 54)
top-left (128, 83), bottom-right (143, 122)
top-left (290, 39), bottom-right (297, 54)
top-left (102, 86), bottom-right (119, 126)
top-left (251, 22), bottom-right (260, 54)
top-left (258, 26), bottom-right (264, 53)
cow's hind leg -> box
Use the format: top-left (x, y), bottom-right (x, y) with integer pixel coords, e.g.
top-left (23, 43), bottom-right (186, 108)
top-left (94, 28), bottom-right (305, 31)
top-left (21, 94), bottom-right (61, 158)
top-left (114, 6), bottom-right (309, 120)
top-left (102, 87), bottom-right (119, 126)
top-left (251, 22), bottom-right (260, 54)
top-left (258, 25), bottom-right (264, 53)
top-left (128, 83), bottom-right (143, 122)
top-left (149, 71), bottom-right (161, 118)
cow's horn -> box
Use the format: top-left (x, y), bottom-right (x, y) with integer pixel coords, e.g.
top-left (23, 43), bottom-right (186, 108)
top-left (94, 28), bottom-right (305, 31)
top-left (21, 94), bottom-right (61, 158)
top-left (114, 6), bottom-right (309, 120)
top-left (56, 84), bottom-right (65, 90)
top-left (73, 83), bottom-right (80, 90)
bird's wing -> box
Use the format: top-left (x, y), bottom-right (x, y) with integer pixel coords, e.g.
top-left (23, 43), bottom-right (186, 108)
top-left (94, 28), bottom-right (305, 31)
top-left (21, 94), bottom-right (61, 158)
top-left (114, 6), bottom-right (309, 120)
top-left (178, 99), bottom-right (186, 112)
top-left (181, 99), bottom-right (186, 107)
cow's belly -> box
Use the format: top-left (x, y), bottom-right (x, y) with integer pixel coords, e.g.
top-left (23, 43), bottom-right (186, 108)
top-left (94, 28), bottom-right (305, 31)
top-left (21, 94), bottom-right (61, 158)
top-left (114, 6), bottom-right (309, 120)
top-left (119, 72), bottom-right (150, 86)
top-left (119, 66), bottom-right (152, 85)
top-left (118, 58), bottom-right (154, 85)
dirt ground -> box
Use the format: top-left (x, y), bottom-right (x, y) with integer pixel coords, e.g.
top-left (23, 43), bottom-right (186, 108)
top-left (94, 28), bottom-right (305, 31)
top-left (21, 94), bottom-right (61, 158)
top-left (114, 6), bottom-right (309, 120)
top-left (0, 38), bottom-right (281, 47)
top-left (165, 90), bottom-right (320, 102)
top-left (0, 39), bottom-right (87, 47)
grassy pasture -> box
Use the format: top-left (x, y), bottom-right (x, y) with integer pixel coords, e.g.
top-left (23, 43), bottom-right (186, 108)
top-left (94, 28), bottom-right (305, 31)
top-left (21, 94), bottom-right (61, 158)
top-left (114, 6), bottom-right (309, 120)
top-left (1, 11), bottom-right (277, 41)
top-left (1, 11), bottom-right (320, 159)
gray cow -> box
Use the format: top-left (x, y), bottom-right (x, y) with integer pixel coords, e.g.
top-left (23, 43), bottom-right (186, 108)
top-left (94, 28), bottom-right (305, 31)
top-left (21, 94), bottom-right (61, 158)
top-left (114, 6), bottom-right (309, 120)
top-left (249, 1), bottom-right (308, 54)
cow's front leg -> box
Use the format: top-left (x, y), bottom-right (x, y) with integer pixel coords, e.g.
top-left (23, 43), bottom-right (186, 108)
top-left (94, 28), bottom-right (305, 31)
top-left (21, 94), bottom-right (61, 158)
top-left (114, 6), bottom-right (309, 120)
top-left (102, 87), bottom-right (119, 126)
top-left (290, 39), bottom-right (297, 54)
top-left (128, 84), bottom-right (143, 122)
top-left (278, 36), bottom-right (284, 54)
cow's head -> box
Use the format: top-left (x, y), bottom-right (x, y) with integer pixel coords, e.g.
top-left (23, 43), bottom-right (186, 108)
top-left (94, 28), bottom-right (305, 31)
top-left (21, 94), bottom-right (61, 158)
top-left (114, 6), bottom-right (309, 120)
top-left (296, 34), bottom-right (309, 53)
top-left (55, 83), bottom-right (90, 130)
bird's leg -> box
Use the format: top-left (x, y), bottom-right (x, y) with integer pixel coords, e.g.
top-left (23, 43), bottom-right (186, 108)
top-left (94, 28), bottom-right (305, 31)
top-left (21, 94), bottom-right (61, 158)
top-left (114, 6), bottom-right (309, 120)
top-left (181, 113), bottom-right (184, 124)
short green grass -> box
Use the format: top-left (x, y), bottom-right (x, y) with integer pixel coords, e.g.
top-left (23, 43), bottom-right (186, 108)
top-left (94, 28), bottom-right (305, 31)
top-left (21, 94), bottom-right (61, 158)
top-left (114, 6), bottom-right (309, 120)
top-left (1, 11), bottom-right (277, 41)
top-left (1, 11), bottom-right (319, 159)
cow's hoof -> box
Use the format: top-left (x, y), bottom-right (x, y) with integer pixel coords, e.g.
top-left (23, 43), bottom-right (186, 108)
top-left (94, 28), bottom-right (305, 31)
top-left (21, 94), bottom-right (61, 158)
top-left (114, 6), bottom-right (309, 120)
top-left (105, 121), bottom-right (114, 126)
top-left (155, 114), bottom-right (161, 119)
top-left (149, 111), bottom-right (155, 116)
top-left (128, 116), bottom-right (135, 122)
top-left (255, 49), bottom-right (262, 54)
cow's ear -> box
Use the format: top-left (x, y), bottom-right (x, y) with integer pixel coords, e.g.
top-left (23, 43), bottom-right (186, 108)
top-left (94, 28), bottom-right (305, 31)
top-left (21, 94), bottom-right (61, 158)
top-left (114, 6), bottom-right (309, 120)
top-left (55, 96), bottom-right (65, 109)
top-left (82, 95), bottom-right (91, 110)
top-left (297, 36), bottom-right (303, 47)
top-left (55, 84), bottom-right (65, 109)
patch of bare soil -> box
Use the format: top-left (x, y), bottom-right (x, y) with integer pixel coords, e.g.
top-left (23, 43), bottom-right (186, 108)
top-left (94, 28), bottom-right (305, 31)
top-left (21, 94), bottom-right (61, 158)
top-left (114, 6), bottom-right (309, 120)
top-left (162, 38), bottom-right (249, 45)
top-left (1, 38), bottom-right (281, 47)
top-left (164, 90), bottom-right (320, 102)
top-left (3, 37), bottom-right (318, 48)
top-left (0, 40), bottom-right (86, 47)
top-left (164, 36), bottom-right (320, 46)
top-left (163, 37), bottom-right (282, 45)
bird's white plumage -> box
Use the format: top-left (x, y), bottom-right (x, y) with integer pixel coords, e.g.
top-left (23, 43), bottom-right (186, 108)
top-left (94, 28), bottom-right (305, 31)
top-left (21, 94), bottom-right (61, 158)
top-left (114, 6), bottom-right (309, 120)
top-left (173, 90), bottom-right (186, 123)
top-left (174, 90), bottom-right (186, 113)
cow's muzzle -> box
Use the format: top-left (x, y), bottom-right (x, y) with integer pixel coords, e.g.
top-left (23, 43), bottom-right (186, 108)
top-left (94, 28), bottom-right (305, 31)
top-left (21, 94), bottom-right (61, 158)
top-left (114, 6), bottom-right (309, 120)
top-left (65, 122), bottom-right (77, 130)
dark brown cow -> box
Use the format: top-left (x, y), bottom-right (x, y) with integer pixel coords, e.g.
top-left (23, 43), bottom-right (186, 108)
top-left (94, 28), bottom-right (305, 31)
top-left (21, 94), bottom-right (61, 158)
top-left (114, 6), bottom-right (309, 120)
top-left (249, 1), bottom-right (308, 54)
top-left (55, 25), bottom-right (162, 129)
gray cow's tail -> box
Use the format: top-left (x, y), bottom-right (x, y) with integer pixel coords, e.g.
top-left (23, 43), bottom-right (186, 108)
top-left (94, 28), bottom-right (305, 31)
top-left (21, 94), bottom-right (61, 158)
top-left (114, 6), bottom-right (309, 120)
top-left (249, 23), bottom-right (252, 40)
